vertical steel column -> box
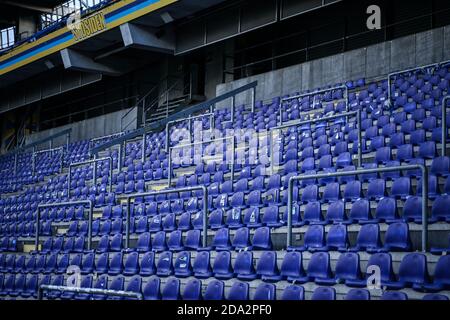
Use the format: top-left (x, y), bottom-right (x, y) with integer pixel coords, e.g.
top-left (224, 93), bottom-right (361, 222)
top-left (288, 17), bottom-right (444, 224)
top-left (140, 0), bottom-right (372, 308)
top-left (442, 96), bottom-right (449, 157)
top-left (125, 197), bottom-right (131, 249)
top-left (32, 146), bottom-right (36, 176)
top-left (14, 153), bottom-right (17, 176)
top-left (357, 109), bottom-right (363, 168)
top-left (421, 168), bottom-right (428, 252)
top-left (141, 132), bottom-right (146, 164)
top-left (92, 154), bottom-right (97, 188)
top-left (231, 136), bottom-right (235, 182)
top-left (168, 149), bottom-right (172, 187)
top-left (251, 87), bottom-right (256, 113)
top-left (231, 96), bottom-right (235, 124)
top-left (278, 99), bottom-right (283, 126)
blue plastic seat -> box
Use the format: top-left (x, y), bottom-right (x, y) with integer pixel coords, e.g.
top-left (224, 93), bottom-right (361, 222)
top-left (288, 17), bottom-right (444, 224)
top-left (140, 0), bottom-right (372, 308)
top-left (139, 251), bottom-right (156, 276)
top-left (375, 197), bottom-right (399, 222)
top-left (174, 251), bottom-right (192, 277)
top-left (303, 202), bottom-right (325, 225)
top-left (262, 206), bottom-right (282, 227)
top-left (403, 196), bottom-right (423, 223)
top-left (423, 255), bottom-right (450, 291)
top-left (108, 252), bottom-right (123, 276)
top-left (143, 276), bottom-right (161, 300)
top-left (136, 232), bottom-right (151, 252)
top-left (380, 291), bottom-right (408, 300)
top-left (430, 195), bottom-right (450, 223)
top-left (182, 279), bottom-right (202, 300)
top-left (123, 252), bottom-right (139, 276)
top-left (350, 224), bottom-right (381, 252)
top-left (345, 288), bottom-right (370, 300)
top-left (391, 177), bottom-right (411, 199)
top-left (348, 199), bottom-right (372, 223)
top-left (431, 156), bottom-right (450, 177)
top-left (253, 283), bottom-right (276, 300)
top-left (95, 252), bottom-right (109, 274)
top-left (232, 227), bottom-right (251, 250)
top-left (244, 207), bottom-right (262, 228)
top-left (326, 224), bottom-right (348, 251)
top-left (167, 230), bottom-right (184, 251)
top-left (255, 251), bottom-right (281, 281)
top-left (367, 179), bottom-right (386, 200)
top-left (280, 251), bottom-right (305, 281)
top-left (152, 231), bottom-right (167, 252)
top-left (193, 251), bottom-right (212, 278)
top-left (227, 281), bottom-right (249, 300)
top-left (311, 287), bottom-right (336, 300)
top-left (326, 200), bottom-right (347, 223)
top-left (89, 274), bottom-right (109, 300)
top-left (381, 222), bottom-right (412, 252)
top-left (184, 230), bottom-right (201, 251)
top-left (281, 285), bottom-right (305, 300)
top-left (385, 253), bottom-right (429, 289)
top-left (203, 280), bottom-right (224, 300)
top-left (213, 251), bottom-right (233, 279)
top-left (156, 251), bottom-right (173, 277)
top-left (422, 294), bottom-right (449, 300)
top-left (252, 227), bottom-right (272, 250)
top-left (162, 277), bottom-right (180, 300)
top-left (234, 251), bottom-right (257, 280)
top-left (211, 228), bottom-right (231, 250)
top-left (343, 180), bottom-right (361, 201)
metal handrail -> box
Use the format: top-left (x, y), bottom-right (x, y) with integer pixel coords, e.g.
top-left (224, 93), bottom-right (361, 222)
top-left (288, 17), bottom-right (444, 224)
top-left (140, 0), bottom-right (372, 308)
top-left (387, 59), bottom-right (450, 108)
top-left (89, 82), bottom-right (259, 157)
top-left (278, 85), bottom-right (349, 126)
top-left (36, 200), bottom-right (94, 251)
top-left (32, 146), bottom-right (64, 175)
top-left (37, 284), bottom-right (143, 300)
top-left (68, 157), bottom-right (113, 196)
top-left (2, 128), bottom-right (71, 159)
top-left (442, 96), bottom-right (449, 157)
top-left (286, 164), bottom-right (429, 252)
top-left (269, 110), bottom-right (362, 174)
top-left (168, 136), bottom-right (236, 187)
top-left (124, 186), bottom-right (209, 248)
top-left (165, 112), bottom-right (215, 153)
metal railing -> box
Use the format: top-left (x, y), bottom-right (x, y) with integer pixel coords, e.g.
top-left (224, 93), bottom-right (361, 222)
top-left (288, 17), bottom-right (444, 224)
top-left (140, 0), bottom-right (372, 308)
top-left (68, 157), bottom-right (113, 196)
top-left (286, 164), bottom-right (429, 252)
top-left (32, 146), bottom-right (64, 175)
top-left (38, 284), bottom-right (143, 300)
top-left (89, 82), bottom-right (259, 159)
top-left (168, 137), bottom-right (236, 187)
top-left (124, 186), bottom-right (209, 248)
top-left (269, 110), bottom-right (362, 174)
top-left (278, 85), bottom-right (349, 126)
top-left (36, 200), bottom-right (94, 251)
top-left (442, 96), bottom-right (450, 157)
top-left (89, 132), bottom-right (125, 153)
top-left (387, 59), bottom-right (450, 108)
top-left (165, 113), bottom-right (215, 153)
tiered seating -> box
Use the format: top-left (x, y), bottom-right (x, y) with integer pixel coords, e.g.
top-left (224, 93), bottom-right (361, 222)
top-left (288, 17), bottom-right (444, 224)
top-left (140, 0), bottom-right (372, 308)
top-left (0, 60), bottom-right (450, 300)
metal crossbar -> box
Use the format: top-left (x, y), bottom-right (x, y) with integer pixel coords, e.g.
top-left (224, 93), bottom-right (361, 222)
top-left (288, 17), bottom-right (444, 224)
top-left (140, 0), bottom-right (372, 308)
top-left (387, 59), bottom-right (450, 108)
top-left (278, 85), bottom-right (349, 126)
top-left (124, 186), bottom-right (209, 248)
top-left (269, 110), bottom-right (362, 174)
top-left (168, 137), bottom-right (236, 187)
top-left (32, 146), bottom-right (64, 175)
top-left (68, 157), bottom-right (113, 196)
top-left (286, 164), bottom-right (429, 252)
top-left (36, 200), bottom-right (94, 251)
top-left (165, 112), bottom-right (215, 153)
top-left (37, 284), bottom-right (143, 300)
top-left (442, 96), bottom-right (449, 157)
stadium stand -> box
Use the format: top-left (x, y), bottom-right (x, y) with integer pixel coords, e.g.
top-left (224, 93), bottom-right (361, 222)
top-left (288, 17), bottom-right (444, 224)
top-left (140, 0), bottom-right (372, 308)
top-left (0, 0), bottom-right (450, 302)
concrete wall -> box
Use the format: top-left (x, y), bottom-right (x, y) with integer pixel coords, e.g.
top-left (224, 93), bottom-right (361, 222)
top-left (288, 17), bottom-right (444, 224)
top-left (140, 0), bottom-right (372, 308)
top-left (216, 25), bottom-right (450, 106)
top-left (26, 107), bottom-right (137, 148)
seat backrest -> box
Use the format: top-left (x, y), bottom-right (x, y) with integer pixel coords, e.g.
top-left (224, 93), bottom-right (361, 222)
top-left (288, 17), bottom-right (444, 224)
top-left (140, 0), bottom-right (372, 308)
top-left (162, 277), bottom-right (180, 300)
top-left (227, 281), bottom-right (249, 300)
top-left (203, 280), bottom-right (224, 300)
